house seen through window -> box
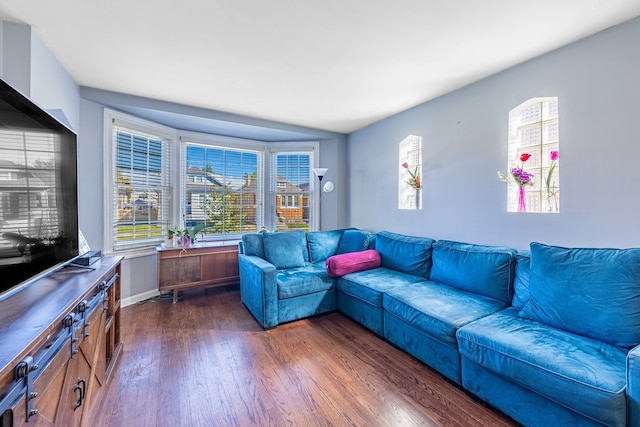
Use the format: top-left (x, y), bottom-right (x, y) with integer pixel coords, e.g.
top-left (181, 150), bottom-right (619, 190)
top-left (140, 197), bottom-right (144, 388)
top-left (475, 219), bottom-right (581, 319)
top-left (182, 143), bottom-right (262, 238)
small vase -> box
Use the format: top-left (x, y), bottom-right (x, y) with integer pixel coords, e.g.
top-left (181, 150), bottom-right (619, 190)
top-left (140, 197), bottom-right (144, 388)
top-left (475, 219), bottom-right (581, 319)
top-left (415, 189), bottom-right (421, 209)
top-left (518, 186), bottom-right (526, 213)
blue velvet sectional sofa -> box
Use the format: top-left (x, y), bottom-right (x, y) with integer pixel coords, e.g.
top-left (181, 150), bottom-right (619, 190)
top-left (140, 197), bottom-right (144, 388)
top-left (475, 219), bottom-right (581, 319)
top-left (238, 229), bottom-right (640, 427)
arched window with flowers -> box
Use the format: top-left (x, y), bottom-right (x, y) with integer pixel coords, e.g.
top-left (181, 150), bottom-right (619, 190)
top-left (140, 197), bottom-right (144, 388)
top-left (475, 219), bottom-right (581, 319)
top-left (398, 135), bottom-right (422, 210)
top-left (499, 97), bottom-right (559, 213)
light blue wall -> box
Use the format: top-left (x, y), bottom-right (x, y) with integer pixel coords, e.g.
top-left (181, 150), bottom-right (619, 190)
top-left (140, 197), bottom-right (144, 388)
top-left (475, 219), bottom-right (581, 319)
top-left (348, 16), bottom-right (640, 251)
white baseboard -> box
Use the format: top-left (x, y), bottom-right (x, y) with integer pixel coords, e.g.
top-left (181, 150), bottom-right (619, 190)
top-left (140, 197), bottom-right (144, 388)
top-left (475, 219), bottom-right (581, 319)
top-left (121, 289), bottom-right (160, 308)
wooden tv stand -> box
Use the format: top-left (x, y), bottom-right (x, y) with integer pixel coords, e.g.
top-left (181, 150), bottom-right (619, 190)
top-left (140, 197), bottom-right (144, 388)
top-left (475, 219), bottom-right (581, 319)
top-left (0, 256), bottom-right (123, 426)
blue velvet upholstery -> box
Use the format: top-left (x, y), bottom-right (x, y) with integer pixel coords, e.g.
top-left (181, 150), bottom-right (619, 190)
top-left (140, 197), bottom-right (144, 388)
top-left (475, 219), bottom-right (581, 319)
top-left (383, 281), bottom-right (508, 384)
top-left (627, 346), bottom-right (640, 426)
top-left (241, 232), bottom-right (265, 258)
top-left (337, 267), bottom-right (425, 336)
top-left (511, 250), bottom-right (531, 309)
top-left (385, 310), bottom-right (464, 383)
top-left (277, 263), bottom-right (334, 299)
top-left (307, 229), bottom-right (343, 263)
top-left (337, 267), bottom-right (424, 307)
top-left (238, 253), bottom-right (278, 328)
top-left (336, 229), bottom-right (371, 254)
top-left (278, 289), bottom-right (337, 324)
top-left (520, 242), bottom-right (640, 348)
top-left (430, 240), bottom-right (517, 303)
top-left (337, 292), bottom-right (385, 336)
top-left (461, 358), bottom-right (609, 427)
top-left (263, 231), bottom-right (307, 269)
top-left (458, 308), bottom-right (628, 426)
top-left (374, 231), bottom-right (435, 278)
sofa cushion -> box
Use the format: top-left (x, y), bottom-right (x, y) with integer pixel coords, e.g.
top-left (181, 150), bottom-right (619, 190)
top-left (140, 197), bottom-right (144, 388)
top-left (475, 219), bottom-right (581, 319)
top-left (511, 251), bottom-right (531, 309)
top-left (457, 308), bottom-right (627, 427)
top-left (429, 240), bottom-right (517, 303)
top-left (326, 250), bottom-right (381, 277)
top-left (384, 281), bottom-right (508, 346)
top-left (520, 242), bottom-right (640, 348)
top-left (242, 233), bottom-right (265, 258)
top-left (263, 231), bottom-right (307, 269)
top-left (307, 229), bottom-right (344, 263)
top-left (374, 231), bottom-right (435, 278)
top-left (337, 267), bottom-right (424, 307)
top-left (276, 263), bottom-right (335, 299)
top-left (336, 229), bottom-right (371, 254)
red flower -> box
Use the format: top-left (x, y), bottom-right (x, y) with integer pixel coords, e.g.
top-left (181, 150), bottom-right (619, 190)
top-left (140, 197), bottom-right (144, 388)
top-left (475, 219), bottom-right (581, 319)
top-left (520, 153), bottom-right (532, 162)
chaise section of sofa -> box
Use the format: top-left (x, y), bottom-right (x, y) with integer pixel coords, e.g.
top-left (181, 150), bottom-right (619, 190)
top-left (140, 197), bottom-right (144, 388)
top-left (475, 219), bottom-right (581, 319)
top-left (457, 243), bottom-right (640, 427)
top-left (383, 240), bottom-right (517, 384)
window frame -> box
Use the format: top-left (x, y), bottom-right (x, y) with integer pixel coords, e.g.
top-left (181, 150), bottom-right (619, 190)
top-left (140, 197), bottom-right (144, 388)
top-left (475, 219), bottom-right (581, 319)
top-left (268, 143), bottom-right (319, 232)
top-left (103, 109), bottom-right (178, 256)
top-left (506, 97), bottom-right (559, 213)
top-left (178, 131), bottom-right (267, 241)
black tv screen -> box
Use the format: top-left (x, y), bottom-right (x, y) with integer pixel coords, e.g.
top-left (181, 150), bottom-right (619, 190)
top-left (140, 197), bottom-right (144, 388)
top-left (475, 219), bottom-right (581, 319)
top-left (0, 79), bottom-right (79, 299)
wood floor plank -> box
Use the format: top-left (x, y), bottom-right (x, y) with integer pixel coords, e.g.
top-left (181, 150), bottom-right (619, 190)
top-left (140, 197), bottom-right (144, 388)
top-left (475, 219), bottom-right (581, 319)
top-left (90, 288), bottom-right (519, 426)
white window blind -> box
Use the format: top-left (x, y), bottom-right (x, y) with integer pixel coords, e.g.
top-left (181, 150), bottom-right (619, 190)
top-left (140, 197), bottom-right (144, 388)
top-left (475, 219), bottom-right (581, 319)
top-left (182, 142), bottom-right (263, 238)
top-left (269, 151), bottom-right (313, 232)
top-left (111, 126), bottom-right (172, 250)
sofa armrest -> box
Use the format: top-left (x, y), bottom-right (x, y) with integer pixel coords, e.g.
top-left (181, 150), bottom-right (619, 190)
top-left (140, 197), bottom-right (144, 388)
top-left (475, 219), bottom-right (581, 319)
top-left (238, 253), bottom-right (278, 329)
top-left (627, 344), bottom-right (640, 425)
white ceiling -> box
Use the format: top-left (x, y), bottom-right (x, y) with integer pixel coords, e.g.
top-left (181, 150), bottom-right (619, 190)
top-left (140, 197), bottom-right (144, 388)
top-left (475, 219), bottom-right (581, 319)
top-left (0, 1), bottom-right (639, 134)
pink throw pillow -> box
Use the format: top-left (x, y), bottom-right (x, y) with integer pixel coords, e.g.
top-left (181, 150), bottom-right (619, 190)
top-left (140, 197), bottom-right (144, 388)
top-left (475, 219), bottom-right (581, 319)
top-left (325, 250), bottom-right (381, 277)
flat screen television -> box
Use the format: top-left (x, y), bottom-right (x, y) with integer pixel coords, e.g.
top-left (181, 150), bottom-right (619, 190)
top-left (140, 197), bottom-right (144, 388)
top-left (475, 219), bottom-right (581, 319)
top-left (0, 78), bottom-right (79, 300)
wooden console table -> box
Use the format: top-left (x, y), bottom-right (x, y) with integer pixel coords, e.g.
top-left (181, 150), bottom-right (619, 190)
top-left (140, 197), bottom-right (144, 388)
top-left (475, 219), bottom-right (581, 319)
top-left (0, 256), bottom-right (123, 427)
top-left (157, 243), bottom-right (239, 303)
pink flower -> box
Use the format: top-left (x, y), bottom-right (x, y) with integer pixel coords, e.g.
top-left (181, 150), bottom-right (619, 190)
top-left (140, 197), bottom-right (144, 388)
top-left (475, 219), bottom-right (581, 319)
top-left (401, 162), bottom-right (421, 189)
top-left (550, 150), bottom-right (559, 161)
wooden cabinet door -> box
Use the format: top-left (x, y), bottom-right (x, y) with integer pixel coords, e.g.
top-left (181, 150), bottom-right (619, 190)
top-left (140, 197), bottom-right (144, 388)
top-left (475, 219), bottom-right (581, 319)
top-left (159, 255), bottom-right (201, 287)
top-left (11, 305), bottom-right (105, 427)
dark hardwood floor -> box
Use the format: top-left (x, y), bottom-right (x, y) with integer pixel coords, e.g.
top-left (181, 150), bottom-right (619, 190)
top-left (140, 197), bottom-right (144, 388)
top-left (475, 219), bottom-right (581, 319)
top-left (90, 287), bottom-right (519, 426)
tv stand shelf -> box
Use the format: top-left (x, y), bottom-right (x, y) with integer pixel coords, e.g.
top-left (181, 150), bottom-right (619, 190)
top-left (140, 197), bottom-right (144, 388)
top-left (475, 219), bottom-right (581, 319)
top-left (0, 256), bottom-right (123, 427)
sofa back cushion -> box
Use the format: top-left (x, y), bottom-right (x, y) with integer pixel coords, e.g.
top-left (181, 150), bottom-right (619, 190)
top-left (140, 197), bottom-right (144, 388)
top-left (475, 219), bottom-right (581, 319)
top-left (242, 233), bottom-right (265, 258)
top-left (430, 240), bottom-right (517, 303)
top-left (519, 242), bottom-right (640, 348)
top-left (307, 230), bottom-right (344, 263)
top-left (374, 231), bottom-right (434, 278)
top-left (512, 251), bottom-right (531, 309)
top-left (262, 231), bottom-right (307, 269)
top-left (336, 229), bottom-right (372, 254)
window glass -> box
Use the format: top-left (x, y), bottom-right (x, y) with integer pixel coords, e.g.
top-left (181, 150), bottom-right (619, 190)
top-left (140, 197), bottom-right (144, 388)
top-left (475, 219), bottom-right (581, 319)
top-left (183, 143), bottom-right (262, 238)
top-left (503, 97), bottom-right (559, 213)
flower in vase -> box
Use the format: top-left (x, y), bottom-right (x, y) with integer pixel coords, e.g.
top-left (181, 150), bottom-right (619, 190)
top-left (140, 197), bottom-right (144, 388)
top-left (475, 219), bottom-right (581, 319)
top-left (497, 152), bottom-right (534, 187)
top-left (498, 152), bottom-right (534, 213)
top-left (545, 150), bottom-right (559, 212)
top-left (402, 162), bottom-right (422, 189)
top-left (545, 150), bottom-right (559, 193)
